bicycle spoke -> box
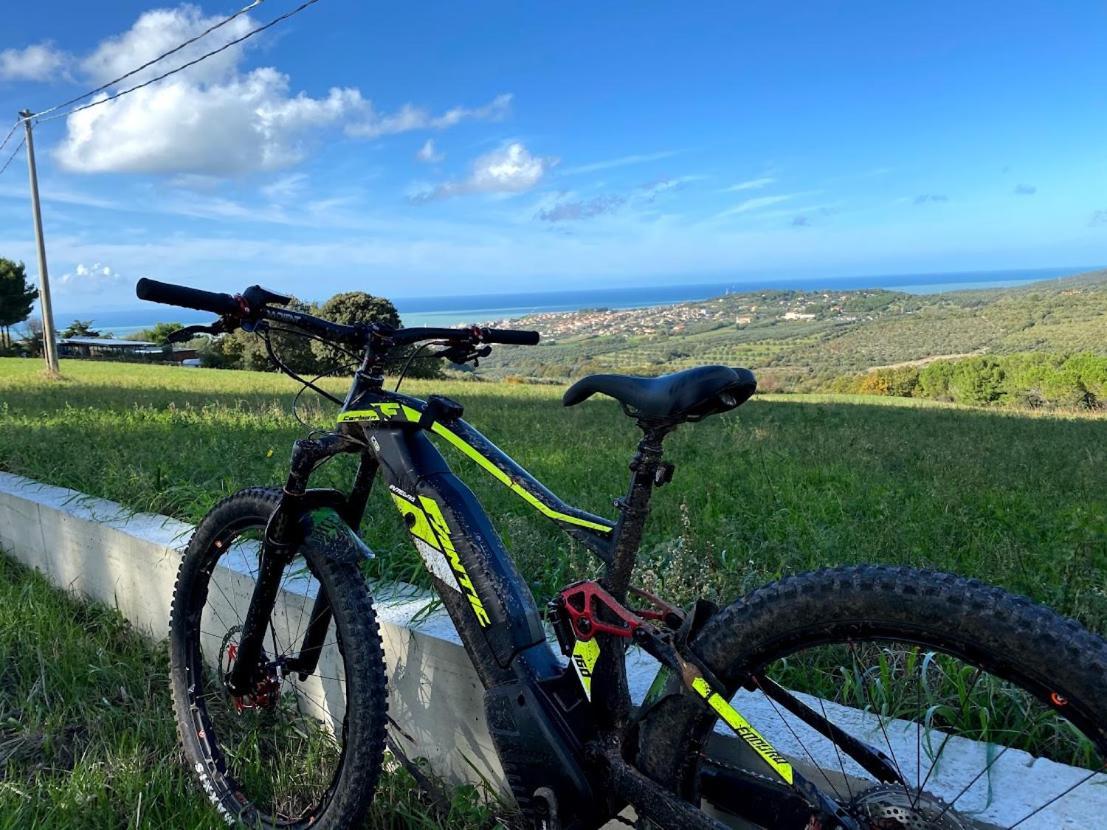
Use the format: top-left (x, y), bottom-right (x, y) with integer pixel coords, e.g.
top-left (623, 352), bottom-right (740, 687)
top-left (754, 674), bottom-right (846, 802)
top-left (818, 692), bottom-right (854, 803)
top-left (914, 665), bottom-right (983, 806)
top-left (849, 641), bottom-right (912, 802)
top-left (1006, 764), bottom-right (1105, 829)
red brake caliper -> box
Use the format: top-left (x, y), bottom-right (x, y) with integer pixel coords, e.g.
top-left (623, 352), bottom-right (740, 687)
top-left (222, 637), bottom-right (280, 713)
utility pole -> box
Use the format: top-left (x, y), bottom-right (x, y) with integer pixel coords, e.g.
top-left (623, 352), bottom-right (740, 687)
top-left (20, 109), bottom-right (59, 376)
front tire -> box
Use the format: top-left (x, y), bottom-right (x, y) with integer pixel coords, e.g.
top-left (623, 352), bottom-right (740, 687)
top-left (636, 566), bottom-right (1107, 829)
top-left (169, 488), bottom-right (388, 829)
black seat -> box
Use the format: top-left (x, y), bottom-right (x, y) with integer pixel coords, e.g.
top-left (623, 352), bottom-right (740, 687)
top-left (562, 365), bottom-right (757, 422)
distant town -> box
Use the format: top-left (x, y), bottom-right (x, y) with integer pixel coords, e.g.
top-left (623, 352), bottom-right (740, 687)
top-left (484, 288), bottom-right (884, 340)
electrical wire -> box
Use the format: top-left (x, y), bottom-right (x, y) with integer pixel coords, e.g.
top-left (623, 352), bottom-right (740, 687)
top-left (0, 120), bottom-right (20, 157)
top-left (0, 137), bottom-right (26, 178)
top-left (34, 0), bottom-right (324, 124)
top-left (31, 0), bottom-right (264, 121)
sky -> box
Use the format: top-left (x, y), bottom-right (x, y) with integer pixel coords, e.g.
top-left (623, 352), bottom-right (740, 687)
top-left (0, 1), bottom-right (1105, 312)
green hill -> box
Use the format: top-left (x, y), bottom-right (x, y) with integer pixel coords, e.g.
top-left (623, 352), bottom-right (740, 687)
top-left (474, 269), bottom-right (1107, 390)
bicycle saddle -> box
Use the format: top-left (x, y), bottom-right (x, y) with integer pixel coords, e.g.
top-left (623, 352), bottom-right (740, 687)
top-left (562, 365), bottom-right (757, 421)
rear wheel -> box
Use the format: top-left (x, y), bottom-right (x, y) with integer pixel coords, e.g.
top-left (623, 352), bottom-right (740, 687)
top-left (636, 566), bottom-right (1107, 829)
top-left (169, 488), bottom-right (388, 828)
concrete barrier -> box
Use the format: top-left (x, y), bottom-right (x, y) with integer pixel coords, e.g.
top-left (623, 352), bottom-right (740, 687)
top-left (1, 470), bottom-right (1101, 828)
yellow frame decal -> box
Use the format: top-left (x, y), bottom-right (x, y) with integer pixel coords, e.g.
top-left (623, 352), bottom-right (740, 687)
top-left (571, 638), bottom-right (601, 701)
top-left (417, 496), bottom-right (491, 627)
top-left (428, 421), bottom-right (612, 533)
top-left (337, 402), bottom-right (401, 422)
top-left (691, 677), bottom-right (794, 785)
top-left (339, 402), bottom-right (613, 533)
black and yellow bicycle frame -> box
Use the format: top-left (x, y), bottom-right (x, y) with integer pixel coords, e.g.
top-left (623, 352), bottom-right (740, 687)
top-left (231, 370), bottom-right (878, 829)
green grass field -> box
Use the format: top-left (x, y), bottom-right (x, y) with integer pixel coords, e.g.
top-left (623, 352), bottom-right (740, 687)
top-left (2, 357), bottom-right (1105, 639)
top-left (0, 553), bottom-right (503, 829)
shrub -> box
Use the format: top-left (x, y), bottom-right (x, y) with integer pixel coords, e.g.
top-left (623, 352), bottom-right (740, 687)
top-left (949, 358), bottom-right (1005, 405)
top-left (918, 360), bottom-right (956, 400)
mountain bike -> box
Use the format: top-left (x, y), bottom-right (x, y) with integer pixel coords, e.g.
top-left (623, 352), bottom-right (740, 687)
top-left (137, 277), bottom-right (1107, 830)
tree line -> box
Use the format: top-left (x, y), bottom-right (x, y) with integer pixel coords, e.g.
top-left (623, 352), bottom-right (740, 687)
top-left (0, 257), bottom-right (436, 378)
top-left (827, 353), bottom-right (1107, 409)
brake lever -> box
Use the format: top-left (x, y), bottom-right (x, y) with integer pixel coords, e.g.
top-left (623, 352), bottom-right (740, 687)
top-left (432, 343), bottom-right (491, 366)
top-left (166, 317), bottom-right (237, 343)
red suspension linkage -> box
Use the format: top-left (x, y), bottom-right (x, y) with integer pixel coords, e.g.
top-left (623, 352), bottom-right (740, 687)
top-left (558, 580), bottom-right (644, 641)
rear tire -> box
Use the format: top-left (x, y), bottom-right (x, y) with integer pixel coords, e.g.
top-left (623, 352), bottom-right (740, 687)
top-left (169, 488), bottom-right (388, 829)
top-left (635, 566), bottom-right (1107, 829)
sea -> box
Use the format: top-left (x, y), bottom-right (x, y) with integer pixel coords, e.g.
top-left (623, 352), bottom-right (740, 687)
top-left (53, 266), bottom-right (1091, 338)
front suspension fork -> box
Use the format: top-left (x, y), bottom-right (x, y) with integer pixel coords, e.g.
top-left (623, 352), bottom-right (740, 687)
top-left (226, 432), bottom-right (370, 695)
top-left (226, 541), bottom-right (293, 695)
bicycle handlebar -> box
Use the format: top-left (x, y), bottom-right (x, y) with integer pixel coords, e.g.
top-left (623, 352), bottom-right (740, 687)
top-left (136, 278), bottom-right (241, 316)
top-left (481, 328), bottom-right (540, 346)
top-left (134, 278), bottom-right (540, 351)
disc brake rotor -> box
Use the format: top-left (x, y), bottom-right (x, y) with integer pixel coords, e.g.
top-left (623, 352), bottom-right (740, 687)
top-left (219, 625), bottom-right (280, 712)
top-left (849, 785), bottom-right (969, 830)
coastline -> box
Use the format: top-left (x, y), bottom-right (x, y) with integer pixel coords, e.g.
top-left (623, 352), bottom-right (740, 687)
top-left (51, 265), bottom-right (1090, 337)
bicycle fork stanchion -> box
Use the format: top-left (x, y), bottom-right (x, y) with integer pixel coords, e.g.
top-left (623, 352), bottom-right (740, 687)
top-left (227, 432), bottom-right (363, 696)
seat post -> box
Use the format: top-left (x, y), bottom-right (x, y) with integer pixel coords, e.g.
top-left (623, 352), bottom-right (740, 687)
top-left (603, 421), bottom-right (674, 602)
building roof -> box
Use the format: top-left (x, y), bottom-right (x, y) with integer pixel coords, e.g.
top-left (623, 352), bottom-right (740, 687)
top-left (58, 337), bottom-right (158, 347)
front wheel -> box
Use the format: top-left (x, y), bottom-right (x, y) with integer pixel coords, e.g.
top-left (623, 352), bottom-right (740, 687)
top-left (169, 488), bottom-right (388, 828)
top-left (636, 566), bottom-right (1107, 829)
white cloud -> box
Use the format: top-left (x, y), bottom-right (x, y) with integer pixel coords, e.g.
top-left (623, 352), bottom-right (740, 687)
top-left (57, 68), bottom-right (364, 174)
top-left (347, 94), bottom-right (511, 139)
top-left (416, 139), bottom-right (444, 163)
top-left (261, 172), bottom-right (309, 201)
top-left (58, 261), bottom-right (123, 294)
top-left (725, 176), bottom-right (775, 192)
top-left (560, 150), bottom-right (681, 176)
top-left (81, 5), bottom-right (249, 86)
top-left (413, 142), bottom-right (556, 202)
top-left (0, 43), bottom-right (71, 82)
top-left (719, 194), bottom-right (797, 217)
top-left (53, 5), bottom-right (511, 176)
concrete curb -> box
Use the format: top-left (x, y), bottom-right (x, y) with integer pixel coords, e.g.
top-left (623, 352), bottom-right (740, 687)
top-left (0, 471), bottom-right (1100, 828)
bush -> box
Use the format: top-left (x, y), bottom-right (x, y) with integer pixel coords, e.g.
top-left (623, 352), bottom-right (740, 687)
top-left (949, 358), bottom-right (1005, 406)
top-left (833, 352), bottom-right (1107, 409)
top-left (856, 366), bottom-right (919, 397)
top-left (918, 360), bottom-right (956, 400)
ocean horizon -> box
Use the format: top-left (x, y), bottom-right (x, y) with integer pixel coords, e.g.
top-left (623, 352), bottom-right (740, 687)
top-left (50, 266), bottom-right (1093, 337)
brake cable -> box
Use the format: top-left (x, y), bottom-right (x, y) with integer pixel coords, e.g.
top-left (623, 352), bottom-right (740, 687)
top-left (394, 342), bottom-right (434, 392)
top-left (260, 326), bottom-right (344, 405)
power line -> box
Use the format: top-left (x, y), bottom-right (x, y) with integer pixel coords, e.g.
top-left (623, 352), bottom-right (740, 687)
top-left (0, 136), bottom-right (25, 177)
top-left (0, 119), bottom-right (20, 157)
top-left (32, 0), bottom-right (264, 120)
top-left (34, 0), bottom-right (323, 125)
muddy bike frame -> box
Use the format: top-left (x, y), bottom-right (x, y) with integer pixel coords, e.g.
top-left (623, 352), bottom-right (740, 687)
top-left (234, 370), bottom-right (889, 830)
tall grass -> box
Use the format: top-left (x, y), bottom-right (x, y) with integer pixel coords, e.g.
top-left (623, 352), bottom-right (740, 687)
top-left (1, 358), bottom-right (1105, 636)
top-left (0, 554), bottom-right (503, 829)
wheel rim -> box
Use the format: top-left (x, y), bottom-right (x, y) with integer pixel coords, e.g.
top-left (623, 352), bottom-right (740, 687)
top-left (182, 517), bottom-right (351, 825)
top-left (699, 637), bottom-right (1107, 829)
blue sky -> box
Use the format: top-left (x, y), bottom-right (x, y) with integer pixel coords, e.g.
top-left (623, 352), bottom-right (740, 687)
top-left (1, 1), bottom-right (1104, 312)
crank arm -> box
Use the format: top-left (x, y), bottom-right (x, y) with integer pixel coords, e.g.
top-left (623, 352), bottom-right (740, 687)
top-left (597, 745), bottom-right (732, 830)
top-left (754, 673), bottom-right (905, 787)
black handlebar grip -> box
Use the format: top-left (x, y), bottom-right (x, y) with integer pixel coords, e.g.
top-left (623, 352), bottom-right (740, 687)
top-left (135, 278), bottom-right (240, 316)
top-left (481, 328), bottom-right (540, 346)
